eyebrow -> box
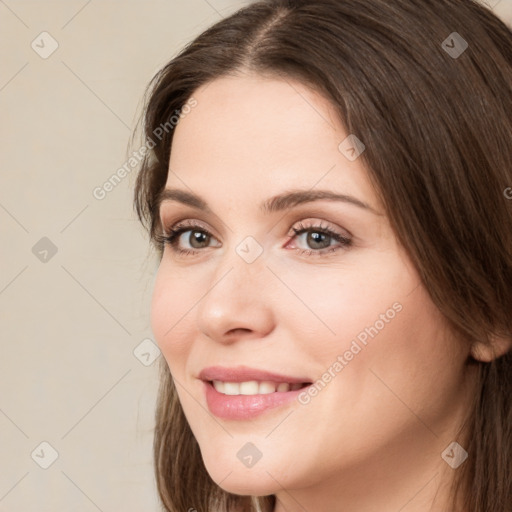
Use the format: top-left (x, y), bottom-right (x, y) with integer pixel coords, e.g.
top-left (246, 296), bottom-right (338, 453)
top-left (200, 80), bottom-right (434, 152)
top-left (156, 188), bottom-right (380, 216)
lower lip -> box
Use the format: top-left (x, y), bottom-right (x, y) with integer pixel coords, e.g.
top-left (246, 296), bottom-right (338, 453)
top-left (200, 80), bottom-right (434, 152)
top-left (204, 381), bottom-right (309, 420)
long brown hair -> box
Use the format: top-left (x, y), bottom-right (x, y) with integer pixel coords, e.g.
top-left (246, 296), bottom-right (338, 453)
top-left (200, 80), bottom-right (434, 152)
top-left (133, 1), bottom-right (512, 510)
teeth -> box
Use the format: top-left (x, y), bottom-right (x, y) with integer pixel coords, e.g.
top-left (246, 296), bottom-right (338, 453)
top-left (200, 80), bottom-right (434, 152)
top-left (223, 382), bottom-right (240, 396)
top-left (212, 380), bottom-right (225, 393)
top-left (212, 380), bottom-right (304, 396)
top-left (239, 381), bottom-right (259, 395)
top-left (259, 381), bottom-right (276, 394)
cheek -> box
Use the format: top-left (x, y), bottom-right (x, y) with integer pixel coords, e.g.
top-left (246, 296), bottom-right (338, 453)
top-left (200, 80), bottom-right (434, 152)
top-left (370, 286), bottom-right (465, 394)
top-left (150, 263), bottom-right (194, 362)
top-left (316, 278), bottom-right (463, 436)
top-left (276, 251), bottom-right (413, 362)
top-left (287, 250), bottom-right (462, 409)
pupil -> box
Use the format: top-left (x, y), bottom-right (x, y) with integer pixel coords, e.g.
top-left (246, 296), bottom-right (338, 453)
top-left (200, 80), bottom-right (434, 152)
top-left (308, 231), bottom-right (329, 249)
top-left (190, 230), bottom-right (208, 248)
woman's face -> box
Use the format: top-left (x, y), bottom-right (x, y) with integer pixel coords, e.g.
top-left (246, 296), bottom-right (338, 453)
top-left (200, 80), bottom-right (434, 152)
top-left (151, 73), bottom-right (474, 506)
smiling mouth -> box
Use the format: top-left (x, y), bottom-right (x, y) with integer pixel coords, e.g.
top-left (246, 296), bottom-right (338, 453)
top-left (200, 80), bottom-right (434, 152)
top-left (209, 380), bottom-right (311, 395)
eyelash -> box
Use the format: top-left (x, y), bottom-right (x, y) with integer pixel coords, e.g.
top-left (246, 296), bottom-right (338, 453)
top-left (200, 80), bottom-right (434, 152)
top-left (156, 219), bottom-right (352, 258)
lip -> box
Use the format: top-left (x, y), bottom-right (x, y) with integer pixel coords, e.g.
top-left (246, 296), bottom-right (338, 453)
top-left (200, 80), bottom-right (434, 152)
top-left (199, 365), bottom-right (310, 384)
top-left (199, 365), bottom-right (312, 420)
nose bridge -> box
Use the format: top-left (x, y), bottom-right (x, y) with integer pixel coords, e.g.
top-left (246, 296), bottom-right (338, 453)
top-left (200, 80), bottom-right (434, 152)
top-left (210, 232), bottom-right (268, 296)
top-left (195, 235), bottom-right (274, 341)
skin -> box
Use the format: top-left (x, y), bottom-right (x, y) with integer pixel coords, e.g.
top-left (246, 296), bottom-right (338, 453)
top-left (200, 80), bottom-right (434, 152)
top-left (151, 72), bottom-right (480, 512)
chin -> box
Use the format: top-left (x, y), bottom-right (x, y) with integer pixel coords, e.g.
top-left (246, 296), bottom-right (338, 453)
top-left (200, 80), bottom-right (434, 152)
top-left (215, 476), bottom-right (279, 497)
top-left (203, 459), bottom-right (284, 496)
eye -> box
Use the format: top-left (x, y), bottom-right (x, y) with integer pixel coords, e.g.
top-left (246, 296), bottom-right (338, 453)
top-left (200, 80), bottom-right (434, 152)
top-left (156, 219), bottom-right (352, 258)
top-left (286, 220), bottom-right (352, 257)
top-left (156, 219), bottom-right (220, 256)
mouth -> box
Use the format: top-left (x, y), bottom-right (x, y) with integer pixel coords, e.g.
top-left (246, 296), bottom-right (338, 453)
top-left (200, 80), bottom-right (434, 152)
top-left (210, 380), bottom-right (310, 395)
top-left (199, 366), bottom-right (313, 420)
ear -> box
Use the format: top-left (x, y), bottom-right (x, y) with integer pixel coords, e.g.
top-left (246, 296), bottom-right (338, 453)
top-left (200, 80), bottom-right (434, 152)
top-left (470, 335), bottom-right (512, 362)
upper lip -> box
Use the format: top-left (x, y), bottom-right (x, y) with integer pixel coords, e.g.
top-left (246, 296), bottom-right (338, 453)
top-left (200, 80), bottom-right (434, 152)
top-left (199, 365), bottom-right (311, 384)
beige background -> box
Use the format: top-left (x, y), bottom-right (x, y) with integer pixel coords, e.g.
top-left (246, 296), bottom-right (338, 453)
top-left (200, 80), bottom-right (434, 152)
top-left (0, 1), bottom-right (511, 511)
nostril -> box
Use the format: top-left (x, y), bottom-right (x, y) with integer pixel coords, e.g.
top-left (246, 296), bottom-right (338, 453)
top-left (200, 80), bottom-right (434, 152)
top-left (226, 328), bottom-right (252, 336)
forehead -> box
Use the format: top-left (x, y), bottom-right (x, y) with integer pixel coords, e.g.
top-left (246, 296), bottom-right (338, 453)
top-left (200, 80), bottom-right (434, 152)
top-left (170, 74), bottom-right (342, 164)
top-left (166, 74), bottom-right (377, 209)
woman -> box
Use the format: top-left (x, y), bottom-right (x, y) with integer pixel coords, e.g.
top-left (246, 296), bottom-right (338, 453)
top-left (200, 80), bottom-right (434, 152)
top-left (133, 0), bottom-right (512, 510)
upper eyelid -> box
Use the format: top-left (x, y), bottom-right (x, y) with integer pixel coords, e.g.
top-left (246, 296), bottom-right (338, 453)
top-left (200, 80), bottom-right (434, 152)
top-left (160, 204), bottom-right (351, 226)
top-left (159, 211), bottom-right (228, 238)
top-left (164, 218), bottom-right (350, 241)
top-left (163, 219), bottom-right (218, 240)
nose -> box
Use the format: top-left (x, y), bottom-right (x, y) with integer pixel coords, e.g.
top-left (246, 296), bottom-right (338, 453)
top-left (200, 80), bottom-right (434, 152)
top-left (195, 249), bottom-right (276, 344)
